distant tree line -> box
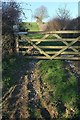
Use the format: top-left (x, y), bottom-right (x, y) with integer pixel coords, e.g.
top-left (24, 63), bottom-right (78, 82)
top-left (34, 5), bottom-right (80, 31)
top-left (46, 6), bottom-right (80, 31)
top-left (46, 6), bottom-right (71, 31)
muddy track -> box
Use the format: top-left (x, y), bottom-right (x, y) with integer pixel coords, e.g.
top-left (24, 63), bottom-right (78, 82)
top-left (2, 75), bottom-right (29, 119)
top-left (26, 61), bottom-right (56, 119)
top-left (3, 59), bottom-right (79, 119)
top-left (2, 60), bottom-right (58, 119)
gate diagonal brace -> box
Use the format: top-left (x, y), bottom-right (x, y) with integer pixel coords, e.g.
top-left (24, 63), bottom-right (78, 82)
top-left (36, 34), bottom-right (50, 45)
top-left (51, 36), bottom-right (80, 60)
top-left (53, 34), bottom-right (79, 53)
top-left (24, 37), bottom-right (51, 59)
top-left (23, 34), bottom-right (50, 53)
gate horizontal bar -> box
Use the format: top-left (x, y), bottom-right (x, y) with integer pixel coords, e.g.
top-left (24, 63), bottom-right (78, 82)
top-left (19, 51), bottom-right (80, 55)
top-left (28, 30), bottom-right (80, 34)
top-left (19, 46), bottom-right (80, 49)
top-left (25, 56), bottom-right (80, 60)
top-left (19, 39), bottom-right (80, 42)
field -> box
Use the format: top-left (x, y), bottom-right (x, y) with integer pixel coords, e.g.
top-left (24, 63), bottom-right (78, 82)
top-left (19, 22), bottom-right (40, 31)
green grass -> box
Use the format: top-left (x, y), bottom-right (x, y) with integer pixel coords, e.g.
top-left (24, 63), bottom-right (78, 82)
top-left (38, 60), bottom-right (79, 118)
top-left (27, 22), bottom-right (39, 31)
top-left (19, 22), bottom-right (39, 31)
top-left (25, 33), bottom-right (44, 39)
top-left (2, 54), bottom-right (30, 94)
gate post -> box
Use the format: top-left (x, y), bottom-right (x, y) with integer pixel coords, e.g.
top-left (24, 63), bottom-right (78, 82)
top-left (16, 35), bottom-right (19, 54)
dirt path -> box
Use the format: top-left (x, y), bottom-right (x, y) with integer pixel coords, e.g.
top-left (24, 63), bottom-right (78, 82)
top-left (25, 60), bottom-right (58, 119)
top-left (2, 59), bottom-right (80, 119)
top-left (2, 60), bottom-right (58, 119)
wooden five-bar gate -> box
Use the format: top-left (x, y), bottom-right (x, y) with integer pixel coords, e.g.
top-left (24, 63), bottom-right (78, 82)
top-left (16, 31), bottom-right (80, 60)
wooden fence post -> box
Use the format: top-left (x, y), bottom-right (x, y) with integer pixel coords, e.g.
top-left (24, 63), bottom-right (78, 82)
top-left (16, 35), bottom-right (19, 53)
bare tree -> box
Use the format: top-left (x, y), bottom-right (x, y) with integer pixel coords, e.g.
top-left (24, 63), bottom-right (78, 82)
top-left (46, 18), bottom-right (63, 31)
top-left (46, 5), bottom-right (71, 31)
top-left (34, 5), bottom-right (49, 23)
top-left (57, 5), bottom-right (70, 20)
top-left (56, 5), bottom-right (71, 30)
